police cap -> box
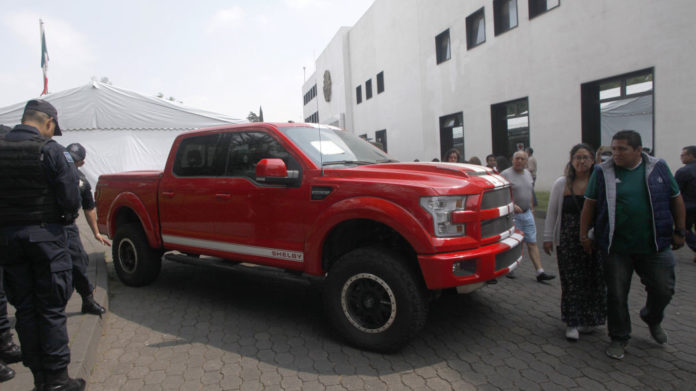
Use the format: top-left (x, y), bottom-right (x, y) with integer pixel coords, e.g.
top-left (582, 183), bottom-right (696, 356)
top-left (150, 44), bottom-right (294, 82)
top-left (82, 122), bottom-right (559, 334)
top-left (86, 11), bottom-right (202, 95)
top-left (66, 143), bottom-right (86, 162)
top-left (24, 99), bottom-right (62, 136)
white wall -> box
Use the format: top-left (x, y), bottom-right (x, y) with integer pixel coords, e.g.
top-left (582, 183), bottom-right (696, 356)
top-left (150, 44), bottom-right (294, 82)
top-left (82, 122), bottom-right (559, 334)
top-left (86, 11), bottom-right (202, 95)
top-left (306, 0), bottom-right (696, 189)
top-left (302, 27), bottom-right (353, 129)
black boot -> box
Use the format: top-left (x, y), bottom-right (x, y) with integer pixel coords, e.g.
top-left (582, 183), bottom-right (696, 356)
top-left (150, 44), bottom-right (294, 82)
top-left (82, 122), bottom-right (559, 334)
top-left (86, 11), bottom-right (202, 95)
top-left (0, 360), bottom-right (15, 382)
top-left (43, 368), bottom-right (86, 391)
top-left (0, 331), bottom-right (21, 363)
top-left (81, 294), bottom-right (106, 315)
top-left (31, 368), bottom-right (44, 391)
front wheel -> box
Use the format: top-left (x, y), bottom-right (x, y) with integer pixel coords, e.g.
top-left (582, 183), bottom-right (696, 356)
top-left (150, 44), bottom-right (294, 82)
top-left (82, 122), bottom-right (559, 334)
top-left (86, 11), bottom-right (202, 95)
top-left (323, 247), bottom-right (428, 352)
top-left (112, 223), bottom-right (162, 286)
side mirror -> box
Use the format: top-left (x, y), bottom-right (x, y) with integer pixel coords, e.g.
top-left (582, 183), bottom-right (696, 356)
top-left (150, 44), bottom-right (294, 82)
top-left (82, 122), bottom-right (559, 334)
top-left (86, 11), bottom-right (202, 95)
top-left (256, 158), bottom-right (300, 186)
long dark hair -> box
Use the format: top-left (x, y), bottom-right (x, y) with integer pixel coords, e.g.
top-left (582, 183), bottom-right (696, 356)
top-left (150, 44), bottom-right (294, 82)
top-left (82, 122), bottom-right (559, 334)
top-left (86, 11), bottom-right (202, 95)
top-left (565, 143), bottom-right (595, 189)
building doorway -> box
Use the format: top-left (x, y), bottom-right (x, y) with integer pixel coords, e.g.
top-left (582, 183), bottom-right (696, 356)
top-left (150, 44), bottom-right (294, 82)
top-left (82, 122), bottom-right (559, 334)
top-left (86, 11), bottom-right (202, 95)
top-left (439, 112), bottom-right (464, 161)
top-left (491, 97), bottom-right (530, 159)
top-left (375, 129), bottom-right (387, 152)
top-left (581, 68), bottom-right (654, 153)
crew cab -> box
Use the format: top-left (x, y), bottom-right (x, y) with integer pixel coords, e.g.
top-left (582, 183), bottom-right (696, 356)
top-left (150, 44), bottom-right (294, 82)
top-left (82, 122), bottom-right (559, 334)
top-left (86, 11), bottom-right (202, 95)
top-left (95, 122), bottom-right (523, 352)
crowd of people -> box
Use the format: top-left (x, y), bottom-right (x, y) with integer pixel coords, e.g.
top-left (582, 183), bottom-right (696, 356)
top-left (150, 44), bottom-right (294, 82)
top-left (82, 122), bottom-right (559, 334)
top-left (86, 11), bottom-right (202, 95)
top-left (440, 131), bottom-right (693, 360)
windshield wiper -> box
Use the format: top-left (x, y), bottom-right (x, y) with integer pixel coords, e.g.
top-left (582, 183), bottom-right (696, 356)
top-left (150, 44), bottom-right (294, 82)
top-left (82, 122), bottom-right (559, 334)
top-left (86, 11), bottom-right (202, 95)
top-left (377, 158), bottom-right (398, 163)
top-left (322, 160), bottom-right (375, 166)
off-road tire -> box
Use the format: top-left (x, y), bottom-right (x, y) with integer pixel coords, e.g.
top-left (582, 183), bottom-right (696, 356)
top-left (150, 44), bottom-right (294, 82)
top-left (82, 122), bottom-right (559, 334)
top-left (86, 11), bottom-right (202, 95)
top-left (112, 223), bottom-right (162, 286)
top-left (324, 246), bottom-right (428, 352)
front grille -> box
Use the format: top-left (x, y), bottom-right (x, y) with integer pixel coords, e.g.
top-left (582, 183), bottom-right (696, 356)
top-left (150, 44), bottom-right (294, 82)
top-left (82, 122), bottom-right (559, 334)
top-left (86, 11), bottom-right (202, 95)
top-left (481, 214), bottom-right (513, 239)
top-left (480, 186), bottom-right (511, 210)
top-left (495, 244), bottom-right (522, 271)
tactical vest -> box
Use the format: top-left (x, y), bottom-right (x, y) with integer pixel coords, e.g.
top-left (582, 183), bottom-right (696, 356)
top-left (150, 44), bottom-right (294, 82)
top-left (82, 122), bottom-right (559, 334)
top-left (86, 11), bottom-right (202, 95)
top-left (0, 135), bottom-right (64, 226)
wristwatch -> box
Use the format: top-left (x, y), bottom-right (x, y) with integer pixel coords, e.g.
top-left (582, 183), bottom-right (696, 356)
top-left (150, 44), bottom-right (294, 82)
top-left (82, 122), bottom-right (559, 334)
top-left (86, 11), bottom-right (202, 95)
top-left (674, 228), bottom-right (686, 237)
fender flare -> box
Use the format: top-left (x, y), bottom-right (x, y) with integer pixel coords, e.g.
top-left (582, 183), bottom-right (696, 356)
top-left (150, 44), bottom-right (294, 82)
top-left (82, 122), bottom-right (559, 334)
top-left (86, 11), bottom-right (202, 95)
top-left (107, 192), bottom-right (162, 249)
top-left (304, 196), bottom-right (433, 275)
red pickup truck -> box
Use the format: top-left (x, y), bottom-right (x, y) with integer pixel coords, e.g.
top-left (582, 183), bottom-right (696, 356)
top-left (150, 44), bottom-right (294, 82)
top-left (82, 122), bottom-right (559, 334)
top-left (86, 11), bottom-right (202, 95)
top-left (96, 122), bottom-right (523, 352)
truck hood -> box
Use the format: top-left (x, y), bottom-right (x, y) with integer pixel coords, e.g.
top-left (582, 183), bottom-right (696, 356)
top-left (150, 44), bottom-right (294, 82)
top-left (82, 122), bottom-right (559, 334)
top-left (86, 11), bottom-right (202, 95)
top-left (323, 162), bottom-right (508, 194)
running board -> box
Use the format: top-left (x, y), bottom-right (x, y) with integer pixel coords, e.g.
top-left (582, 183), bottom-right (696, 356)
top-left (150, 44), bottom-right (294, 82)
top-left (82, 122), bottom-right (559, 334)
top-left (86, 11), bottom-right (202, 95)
top-left (163, 252), bottom-right (319, 286)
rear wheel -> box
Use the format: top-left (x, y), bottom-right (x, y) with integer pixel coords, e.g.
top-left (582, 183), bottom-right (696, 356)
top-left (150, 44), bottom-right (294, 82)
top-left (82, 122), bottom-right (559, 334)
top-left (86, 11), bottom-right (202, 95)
top-left (324, 246), bottom-right (428, 352)
top-left (112, 223), bottom-right (162, 286)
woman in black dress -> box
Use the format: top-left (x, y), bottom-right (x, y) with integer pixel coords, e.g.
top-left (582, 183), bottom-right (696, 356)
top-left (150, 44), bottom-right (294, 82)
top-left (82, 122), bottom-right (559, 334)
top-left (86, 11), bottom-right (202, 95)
top-left (543, 144), bottom-right (606, 341)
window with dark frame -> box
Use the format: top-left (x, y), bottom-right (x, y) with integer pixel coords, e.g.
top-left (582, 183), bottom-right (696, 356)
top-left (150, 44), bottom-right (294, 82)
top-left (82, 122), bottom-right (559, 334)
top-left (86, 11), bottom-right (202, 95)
top-left (375, 129), bottom-right (387, 152)
top-left (466, 8), bottom-right (486, 49)
top-left (304, 111), bottom-right (319, 123)
top-left (439, 113), bottom-right (464, 161)
top-left (529, 0), bottom-right (559, 19)
top-left (494, 0), bottom-right (518, 36)
top-left (356, 85), bottom-right (362, 104)
top-left (377, 72), bottom-right (384, 94)
top-left (435, 29), bottom-right (451, 64)
top-left (173, 133), bottom-right (227, 177)
top-left (303, 84), bottom-right (317, 105)
top-left (490, 98), bottom-right (530, 158)
top-left (365, 79), bottom-right (373, 100)
top-left (581, 69), bottom-right (654, 152)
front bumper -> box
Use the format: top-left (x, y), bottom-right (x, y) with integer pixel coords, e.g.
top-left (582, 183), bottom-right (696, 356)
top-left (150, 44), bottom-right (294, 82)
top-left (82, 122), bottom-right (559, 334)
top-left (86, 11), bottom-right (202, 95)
top-left (417, 231), bottom-right (524, 290)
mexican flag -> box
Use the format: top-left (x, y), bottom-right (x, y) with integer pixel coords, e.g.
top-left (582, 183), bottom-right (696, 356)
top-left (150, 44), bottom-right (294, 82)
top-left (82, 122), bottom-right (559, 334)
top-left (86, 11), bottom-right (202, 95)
top-left (40, 19), bottom-right (49, 96)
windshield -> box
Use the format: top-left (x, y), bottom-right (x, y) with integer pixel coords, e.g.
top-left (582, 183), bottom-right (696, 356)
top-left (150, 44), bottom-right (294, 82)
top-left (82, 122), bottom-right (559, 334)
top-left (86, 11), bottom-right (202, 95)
top-left (279, 126), bottom-right (397, 167)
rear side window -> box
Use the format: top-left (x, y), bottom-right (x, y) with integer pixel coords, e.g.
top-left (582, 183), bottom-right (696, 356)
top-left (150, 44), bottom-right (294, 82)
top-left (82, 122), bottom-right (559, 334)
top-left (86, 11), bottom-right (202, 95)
top-left (173, 133), bottom-right (228, 177)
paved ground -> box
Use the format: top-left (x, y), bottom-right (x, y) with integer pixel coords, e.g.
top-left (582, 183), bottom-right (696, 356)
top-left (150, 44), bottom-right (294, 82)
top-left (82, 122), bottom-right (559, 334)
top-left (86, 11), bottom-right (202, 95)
top-left (86, 217), bottom-right (696, 391)
top-left (5, 216), bottom-right (694, 390)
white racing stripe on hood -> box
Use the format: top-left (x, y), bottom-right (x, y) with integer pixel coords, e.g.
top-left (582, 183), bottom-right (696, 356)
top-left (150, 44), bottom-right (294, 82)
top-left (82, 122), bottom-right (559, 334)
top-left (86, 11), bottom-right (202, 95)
top-left (479, 174), bottom-right (507, 188)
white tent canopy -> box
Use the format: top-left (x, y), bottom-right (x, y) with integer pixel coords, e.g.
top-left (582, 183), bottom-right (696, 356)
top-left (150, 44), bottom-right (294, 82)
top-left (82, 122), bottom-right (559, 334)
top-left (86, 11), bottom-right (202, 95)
top-left (600, 95), bottom-right (653, 150)
top-left (0, 81), bottom-right (243, 188)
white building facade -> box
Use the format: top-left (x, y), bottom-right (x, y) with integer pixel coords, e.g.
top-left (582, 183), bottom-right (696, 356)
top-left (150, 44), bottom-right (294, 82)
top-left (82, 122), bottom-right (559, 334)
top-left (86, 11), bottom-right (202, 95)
top-left (302, 0), bottom-right (696, 189)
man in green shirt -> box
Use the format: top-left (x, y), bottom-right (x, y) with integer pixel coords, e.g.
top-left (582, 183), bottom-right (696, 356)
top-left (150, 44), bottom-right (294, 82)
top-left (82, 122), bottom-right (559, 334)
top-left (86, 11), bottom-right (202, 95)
top-left (580, 130), bottom-right (686, 360)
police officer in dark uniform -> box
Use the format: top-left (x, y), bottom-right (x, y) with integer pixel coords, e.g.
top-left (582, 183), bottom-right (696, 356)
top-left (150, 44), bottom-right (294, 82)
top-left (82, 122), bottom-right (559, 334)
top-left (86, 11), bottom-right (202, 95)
top-left (0, 124), bottom-right (22, 383)
top-left (65, 143), bottom-right (109, 315)
top-left (0, 101), bottom-right (86, 390)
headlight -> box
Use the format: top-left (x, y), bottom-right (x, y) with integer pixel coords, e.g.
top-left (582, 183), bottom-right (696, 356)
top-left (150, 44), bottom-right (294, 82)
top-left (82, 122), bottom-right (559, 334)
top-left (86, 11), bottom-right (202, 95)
top-left (420, 196), bottom-right (467, 237)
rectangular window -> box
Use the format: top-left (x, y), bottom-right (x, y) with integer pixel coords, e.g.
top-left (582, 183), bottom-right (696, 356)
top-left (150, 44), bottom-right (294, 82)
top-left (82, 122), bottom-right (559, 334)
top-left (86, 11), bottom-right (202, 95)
top-left (377, 72), bottom-right (385, 94)
top-left (439, 113), bottom-right (464, 161)
top-left (375, 129), bottom-right (387, 152)
top-left (529, 0), bottom-right (559, 19)
top-left (583, 69), bottom-right (655, 152)
top-left (356, 85), bottom-right (362, 104)
top-left (304, 111), bottom-right (319, 123)
top-left (491, 98), bottom-right (530, 158)
top-left (365, 79), bottom-right (373, 100)
top-left (494, 0), bottom-right (518, 36)
top-left (173, 133), bottom-right (227, 177)
top-left (303, 84), bottom-right (317, 105)
top-left (435, 29), bottom-right (451, 64)
top-left (466, 8), bottom-right (486, 49)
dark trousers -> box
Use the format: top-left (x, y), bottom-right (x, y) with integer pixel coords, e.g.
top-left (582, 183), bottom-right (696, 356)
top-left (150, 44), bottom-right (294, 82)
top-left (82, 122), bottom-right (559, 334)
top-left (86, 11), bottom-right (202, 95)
top-left (603, 249), bottom-right (676, 342)
top-left (66, 224), bottom-right (94, 298)
top-left (0, 267), bottom-right (10, 334)
top-left (0, 224), bottom-right (73, 371)
top-left (686, 208), bottom-right (696, 252)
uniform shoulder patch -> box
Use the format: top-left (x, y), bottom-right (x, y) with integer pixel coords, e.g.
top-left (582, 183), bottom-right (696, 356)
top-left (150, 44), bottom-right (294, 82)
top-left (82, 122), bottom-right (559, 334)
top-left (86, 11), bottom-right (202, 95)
top-left (64, 151), bottom-right (74, 163)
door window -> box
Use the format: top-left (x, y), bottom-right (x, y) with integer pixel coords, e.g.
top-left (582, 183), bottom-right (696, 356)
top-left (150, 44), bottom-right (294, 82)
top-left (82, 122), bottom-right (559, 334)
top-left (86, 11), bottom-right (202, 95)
top-left (226, 131), bottom-right (297, 179)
